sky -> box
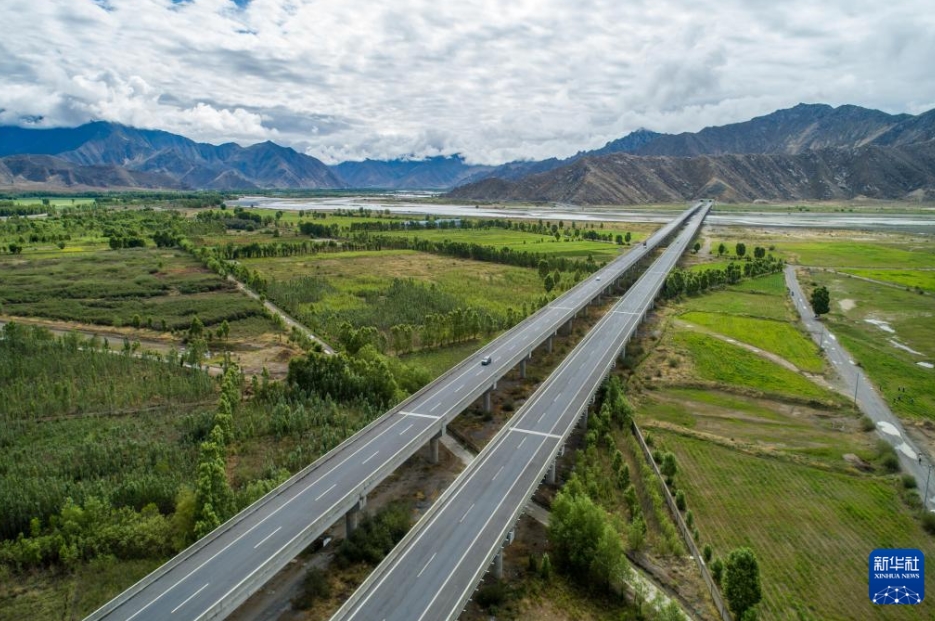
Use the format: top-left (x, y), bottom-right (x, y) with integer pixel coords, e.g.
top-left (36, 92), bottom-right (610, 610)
top-left (1, 0), bottom-right (933, 165)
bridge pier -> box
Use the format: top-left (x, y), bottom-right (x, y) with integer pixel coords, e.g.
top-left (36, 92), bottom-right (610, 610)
top-left (345, 495), bottom-right (366, 536)
top-left (493, 549), bottom-right (504, 579)
top-left (519, 357), bottom-right (527, 379)
top-left (483, 385), bottom-right (495, 413)
top-left (429, 428), bottom-right (444, 465)
top-left (580, 410), bottom-right (589, 432)
top-left (547, 334), bottom-right (554, 353)
top-left (546, 459), bottom-right (557, 485)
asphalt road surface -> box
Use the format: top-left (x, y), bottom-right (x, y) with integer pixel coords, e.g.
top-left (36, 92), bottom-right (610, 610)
top-left (86, 203), bottom-right (707, 621)
top-left (331, 206), bottom-right (709, 621)
top-left (785, 266), bottom-right (934, 511)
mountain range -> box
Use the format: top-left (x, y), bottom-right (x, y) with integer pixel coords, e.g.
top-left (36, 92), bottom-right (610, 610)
top-left (2, 103), bottom-right (935, 201)
top-left (0, 122), bottom-right (342, 191)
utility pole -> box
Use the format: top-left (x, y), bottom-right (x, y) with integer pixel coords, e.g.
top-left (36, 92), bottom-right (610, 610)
top-left (923, 460), bottom-right (934, 516)
top-left (853, 371), bottom-right (860, 407)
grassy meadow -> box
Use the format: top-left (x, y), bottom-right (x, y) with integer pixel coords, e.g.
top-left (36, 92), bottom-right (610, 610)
top-left (247, 249), bottom-right (548, 343)
top-left (650, 430), bottom-right (935, 621)
top-left (668, 329), bottom-right (839, 403)
top-left (372, 226), bottom-right (634, 262)
top-left (779, 240), bottom-right (935, 269)
top-left (631, 230), bottom-right (935, 621)
top-left (803, 270), bottom-right (935, 422)
top-left (679, 311), bottom-right (824, 373)
top-left (839, 268), bottom-right (935, 293)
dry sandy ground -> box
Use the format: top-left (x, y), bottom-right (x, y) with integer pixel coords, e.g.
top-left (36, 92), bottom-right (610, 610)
top-left (0, 315), bottom-right (301, 380)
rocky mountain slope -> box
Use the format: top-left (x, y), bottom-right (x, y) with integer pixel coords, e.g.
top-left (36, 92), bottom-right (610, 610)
top-left (448, 140), bottom-right (935, 204)
top-left (331, 155), bottom-right (493, 190)
top-left (3, 103), bottom-right (935, 194)
top-left (0, 122), bottom-right (343, 190)
top-left (0, 154), bottom-right (185, 190)
top-left (631, 103), bottom-right (916, 157)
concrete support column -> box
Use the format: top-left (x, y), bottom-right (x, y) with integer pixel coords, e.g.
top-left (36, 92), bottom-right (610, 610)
top-left (345, 495), bottom-right (366, 535)
top-left (483, 388), bottom-right (493, 413)
top-left (429, 434), bottom-right (440, 465)
top-left (493, 549), bottom-right (504, 579)
top-left (519, 358), bottom-right (527, 379)
top-left (580, 410), bottom-right (589, 432)
top-left (547, 459), bottom-right (557, 485)
top-left (547, 335), bottom-right (554, 353)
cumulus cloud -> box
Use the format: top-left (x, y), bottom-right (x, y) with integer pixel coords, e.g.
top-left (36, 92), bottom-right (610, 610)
top-left (0, 0), bottom-right (932, 164)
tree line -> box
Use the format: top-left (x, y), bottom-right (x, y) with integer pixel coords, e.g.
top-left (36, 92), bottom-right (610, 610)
top-left (663, 255), bottom-right (785, 299)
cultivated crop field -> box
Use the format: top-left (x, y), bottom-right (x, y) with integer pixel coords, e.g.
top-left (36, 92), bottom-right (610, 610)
top-left (651, 430), bottom-right (935, 621)
top-left (0, 247), bottom-right (274, 337)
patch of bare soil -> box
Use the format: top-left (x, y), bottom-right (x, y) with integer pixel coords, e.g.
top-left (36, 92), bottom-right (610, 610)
top-left (0, 314), bottom-right (301, 381)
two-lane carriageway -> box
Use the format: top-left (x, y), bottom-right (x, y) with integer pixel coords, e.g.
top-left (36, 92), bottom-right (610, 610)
top-left (331, 205), bottom-right (710, 621)
top-left (86, 202), bottom-right (708, 621)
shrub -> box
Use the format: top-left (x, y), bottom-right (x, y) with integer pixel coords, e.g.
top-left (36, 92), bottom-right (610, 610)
top-left (902, 474), bottom-right (918, 490)
top-left (540, 552), bottom-right (553, 581)
top-left (881, 454), bottom-right (901, 474)
top-left (475, 581), bottom-right (508, 610)
top-left (292, 567), bottom-right (331, 610)
top-left (711, 557), bottom-right (724, 584)
top-left (703, 544), bottom-right (713, 563)
top-left (922, 512), bottom-right (935, 536)
top-left (675, 490), bottom-right (687, 511)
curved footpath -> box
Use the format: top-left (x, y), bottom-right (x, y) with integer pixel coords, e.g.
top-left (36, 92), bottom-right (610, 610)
top-left (785, 265), bottom-right (934, 511)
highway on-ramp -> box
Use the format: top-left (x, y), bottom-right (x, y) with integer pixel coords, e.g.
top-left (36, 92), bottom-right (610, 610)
top-left (86, 202), bottom-right (708, 621)
top-left (332, 205), bottom-right (709, 621)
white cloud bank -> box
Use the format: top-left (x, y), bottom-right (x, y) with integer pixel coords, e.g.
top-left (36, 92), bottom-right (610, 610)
top-left (1, 0), bottom-right (933, 164)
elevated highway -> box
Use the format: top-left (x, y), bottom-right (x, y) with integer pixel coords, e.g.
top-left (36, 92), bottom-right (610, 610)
top-left (332, 205), bottom-right (709, 621)
top-left (86, 201), bottom-right (708, 621)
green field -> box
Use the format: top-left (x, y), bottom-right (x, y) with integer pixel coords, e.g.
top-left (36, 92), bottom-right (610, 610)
top-left (653, 430), bottom-right (935, 621)
top-left (679, 311), bottom-right (824, 372)
top-left (246, 249), bottom-right (547, 342)
top-left (728, 272), bottom-right (789, 296)
top-left (806, 271), bottom-right (935, 421)
top-left (779, 240), bottom-right (935, 269)
top-left (670, 329), bottom-right (840, 403)
top-left (0, 247), bottom-right (275, 337)
top-left (374, 227), bottom-right (633, 262)
top-left (686, 260), bottom-right (731, 273)
top-left (11, 198), bottom-right (98, 207)
top-left (839, 268), bottom-right (935, 293)
top-left (680, 289), bottom-right (792, 322)
top-left (638, 388), bottom-right (876, 467)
